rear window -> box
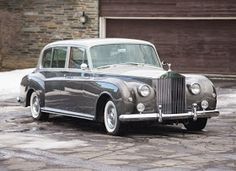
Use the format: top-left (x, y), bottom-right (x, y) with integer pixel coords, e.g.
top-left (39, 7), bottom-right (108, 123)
top-left (51, 47), bottom-right (67, 68)
top-left (42, 48), bottom-right (52, 68)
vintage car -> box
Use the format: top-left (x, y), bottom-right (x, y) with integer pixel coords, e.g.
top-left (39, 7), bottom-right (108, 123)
top-left (18, 38), bottom-right (219, 135)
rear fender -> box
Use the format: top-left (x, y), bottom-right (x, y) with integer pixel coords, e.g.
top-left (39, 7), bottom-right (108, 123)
top-left (21, 75), bottom-right (45, 107)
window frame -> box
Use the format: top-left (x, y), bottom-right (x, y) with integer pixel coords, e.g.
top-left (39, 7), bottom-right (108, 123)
top-left (40, 46), bottom-right (70, 69)
top-left (89, 43), bottom-right (162, 69)
top-left (66, 46), bottom-right (93, 71)
top-left (51, 46), bottom-right (68, 69)
top-left (68, 46), bottom-right (88, 70)
top-left (41, 48), bottom-right (53, 68)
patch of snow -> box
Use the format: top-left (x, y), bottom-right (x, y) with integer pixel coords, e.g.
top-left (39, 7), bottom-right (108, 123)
top-left (0, 68), bottom-right (34, 100)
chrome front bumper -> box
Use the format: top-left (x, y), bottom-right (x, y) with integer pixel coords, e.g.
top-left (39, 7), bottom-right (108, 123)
top-left (119, 109), bottom-right (219, 122)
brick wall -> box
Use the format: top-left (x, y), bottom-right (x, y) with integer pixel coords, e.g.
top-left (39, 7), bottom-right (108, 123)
top-left (0, 0), bottom-right (99, 71)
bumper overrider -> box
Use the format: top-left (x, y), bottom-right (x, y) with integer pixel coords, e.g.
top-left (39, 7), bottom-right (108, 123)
top-left (119, 104), bottom-right (219, 122)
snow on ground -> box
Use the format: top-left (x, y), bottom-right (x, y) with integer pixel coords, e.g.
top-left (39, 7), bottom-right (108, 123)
top-left (0, 68), bottom-right (34, 100)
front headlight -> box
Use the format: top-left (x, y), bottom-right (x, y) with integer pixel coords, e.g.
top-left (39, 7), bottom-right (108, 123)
top-left (138, 85), bottom-right (151, 97)
top-left (189, 83), bottom-right (201, 95)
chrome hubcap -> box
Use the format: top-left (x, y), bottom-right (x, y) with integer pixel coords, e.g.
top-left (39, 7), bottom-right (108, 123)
top-left (107, 107), bottom-right (116, 129)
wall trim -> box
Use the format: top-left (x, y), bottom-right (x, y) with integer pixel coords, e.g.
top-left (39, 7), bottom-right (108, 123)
top-left (101, 16), bottom-right (236, 20)
top-left (99, 16), bottom-right (236, 38)
top-left (99, 17), bottom-right (106, 38)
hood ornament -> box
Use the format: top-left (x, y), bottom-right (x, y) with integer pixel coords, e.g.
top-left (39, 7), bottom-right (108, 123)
top-left (167, 63), bottom-right (171, 71)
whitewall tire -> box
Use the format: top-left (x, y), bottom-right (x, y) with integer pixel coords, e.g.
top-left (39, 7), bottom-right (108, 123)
top-left (104, 100), bottom-right (121, 135)
top-left (30, 92), bottom-right (48, 121)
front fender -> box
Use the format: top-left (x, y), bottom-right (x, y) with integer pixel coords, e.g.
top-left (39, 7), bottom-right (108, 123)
top-left (98, 78), bottom-right (156, 115)
top-left (124, 81), bottom-right (156, 113)
top-left (96, 78), bottom-right (134, 115)
top-left (184, 74), bottom-right (217, 110)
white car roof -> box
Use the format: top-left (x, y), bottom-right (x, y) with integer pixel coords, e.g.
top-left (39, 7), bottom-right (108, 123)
top-left (44, 38), bottom-right (154, 49)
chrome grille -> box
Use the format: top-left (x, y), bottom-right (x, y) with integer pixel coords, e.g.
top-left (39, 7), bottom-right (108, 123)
top-left (156, 77), bottom-right (186, 114)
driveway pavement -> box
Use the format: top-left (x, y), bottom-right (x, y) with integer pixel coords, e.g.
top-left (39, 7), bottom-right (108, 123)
top-left (0, 80), bottom-right (235, 171)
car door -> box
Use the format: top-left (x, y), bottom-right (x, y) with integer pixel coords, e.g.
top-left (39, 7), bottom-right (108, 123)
top-left (64, 46), bottom-right (95, 118)
top-left (43, 46), bottom-right (69, 110)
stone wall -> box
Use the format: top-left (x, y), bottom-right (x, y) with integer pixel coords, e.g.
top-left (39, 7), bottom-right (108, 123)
top-left (0, 0), bottom-right (99, 71)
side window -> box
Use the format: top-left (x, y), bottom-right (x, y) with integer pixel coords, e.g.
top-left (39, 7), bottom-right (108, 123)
top-left (52, 47), bottom-right (67, 68)
top-left (69, 47), bottom-right (88, 69)
top-left (42, 48), bottom-right (52, 68)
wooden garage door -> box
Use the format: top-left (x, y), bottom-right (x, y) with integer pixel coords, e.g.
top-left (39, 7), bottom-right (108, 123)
top-left (106, 19), bottom-right (236, 75)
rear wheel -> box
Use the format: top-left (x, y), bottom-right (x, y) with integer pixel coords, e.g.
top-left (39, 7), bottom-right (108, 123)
top-left (30, 92), bottom-right (48, 121)
top-left (104, 100), bottom-right (121, 135)
top-left (184, 118), bottom-right (207, 131)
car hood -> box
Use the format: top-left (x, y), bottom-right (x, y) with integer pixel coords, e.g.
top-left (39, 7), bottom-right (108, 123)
top-left (94, 65), bottom-right (206, 81)
top-left (95, 65), bottom-right (167, 79)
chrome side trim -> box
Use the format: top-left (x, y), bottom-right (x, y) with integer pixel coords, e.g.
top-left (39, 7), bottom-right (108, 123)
top-left (119, 110), bottom-right (219, 122)
top-left (41, 107), bottom-right (95, 120)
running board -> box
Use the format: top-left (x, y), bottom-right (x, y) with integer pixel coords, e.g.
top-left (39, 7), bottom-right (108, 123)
top-left (41, 107), bottom-right (95, 121)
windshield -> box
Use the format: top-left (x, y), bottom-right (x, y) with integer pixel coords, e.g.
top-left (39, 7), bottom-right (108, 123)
top-left (90, 44), bottom-right (161, 68)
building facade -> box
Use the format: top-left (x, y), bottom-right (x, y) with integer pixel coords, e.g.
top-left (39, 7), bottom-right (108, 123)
top-left (0, 0), bottom-right (99, 70)
top-left (1, 0), bottom-right (236, 75)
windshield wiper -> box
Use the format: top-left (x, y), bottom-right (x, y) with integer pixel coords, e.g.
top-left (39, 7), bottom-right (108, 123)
top-left (119, 62), bottom-right (142, 66)
top-left (96, 65), bottom-right (113, 69)
top-left (96, 63), bottom-right (141, 69)
top-left (119, 62), bottom-right (159, 68)
top-left (96, 63), bottom-right (160, 69)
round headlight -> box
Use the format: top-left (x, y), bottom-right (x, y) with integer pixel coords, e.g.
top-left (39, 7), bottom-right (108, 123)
top-left (138, 85), bottom-right (151, 97)
top-left (190, 83), bottom-right (201, 95)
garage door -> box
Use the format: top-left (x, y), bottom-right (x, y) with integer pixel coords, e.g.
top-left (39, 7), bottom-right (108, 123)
top-left (106, 19), bottom-right (236, 75)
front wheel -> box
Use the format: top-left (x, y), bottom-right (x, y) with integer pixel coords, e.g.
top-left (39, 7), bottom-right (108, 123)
top-left (30, 92), bottom-right (48, 121)
top-left (104, 100), bottom-right (121, 135)
top-left (184, 118), bottom-right (208, 131)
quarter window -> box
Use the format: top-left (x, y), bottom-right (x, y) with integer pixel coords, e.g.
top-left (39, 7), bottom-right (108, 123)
top-left (52, 47), bottom-right (67, 68)
top-left (69, 47), bottom-right (88, 69)
top-left (42, 48), bottom-right (52, 68)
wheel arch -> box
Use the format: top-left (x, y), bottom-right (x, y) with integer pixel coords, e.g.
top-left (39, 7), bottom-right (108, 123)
top-left (21, 72), bottom-right (45, 107)
top-left (26, 88), bottom-right (35, 107)
top-left (95, 92), bottom-right (113, 122)
top-left (25, 82), bottom-right (45, 107)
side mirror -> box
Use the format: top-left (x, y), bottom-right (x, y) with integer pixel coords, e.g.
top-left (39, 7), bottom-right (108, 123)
top-left (161, 61), bottom-right (167, 66)
top-left (161, 61), bottom-right (171, 71)
top-left (80, 63), bottom-right (88, 70)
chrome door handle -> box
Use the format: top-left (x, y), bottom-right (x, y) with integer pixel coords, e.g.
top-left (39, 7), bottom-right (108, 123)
top-left (64, 74), bottom-right (72, 79)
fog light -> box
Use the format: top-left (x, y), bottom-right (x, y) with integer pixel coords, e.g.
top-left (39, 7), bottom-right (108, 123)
top-left (137, 103), bottom-right (145, 113)
top-left (201, 100), bottom-right (209, 110)
top-left (128, 97), bottom-right (133, 102)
